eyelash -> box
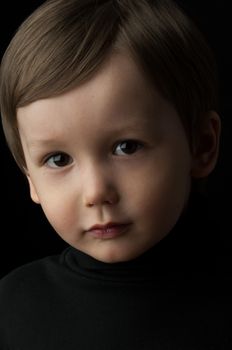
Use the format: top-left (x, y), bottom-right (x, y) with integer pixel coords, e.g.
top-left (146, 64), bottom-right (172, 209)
top-left (44, 140), bottom-right (144, 168)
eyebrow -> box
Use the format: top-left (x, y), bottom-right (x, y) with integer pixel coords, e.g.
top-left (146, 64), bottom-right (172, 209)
top-left (25, 139), bottom-right (67, 152)
top-left (26, 117), bottom-right (155, 150)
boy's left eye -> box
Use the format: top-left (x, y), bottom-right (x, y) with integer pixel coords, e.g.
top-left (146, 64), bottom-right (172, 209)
top-left (113, 140), bottom-right (143, 155)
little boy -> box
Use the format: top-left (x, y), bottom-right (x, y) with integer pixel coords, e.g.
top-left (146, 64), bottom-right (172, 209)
top-left (0, 0), bottom-right (230, 348)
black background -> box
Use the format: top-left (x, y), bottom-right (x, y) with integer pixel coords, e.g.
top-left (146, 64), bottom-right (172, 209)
top-left (0, 1), bottom-right (231, 278)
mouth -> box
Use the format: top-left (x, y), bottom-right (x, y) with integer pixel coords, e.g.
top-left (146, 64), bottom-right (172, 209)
top-left (85, 222), bottom-right (131, 239)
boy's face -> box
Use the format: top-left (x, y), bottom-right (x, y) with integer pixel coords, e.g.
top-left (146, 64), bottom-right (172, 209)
top-left (17, 53), bottom-right (192, 263)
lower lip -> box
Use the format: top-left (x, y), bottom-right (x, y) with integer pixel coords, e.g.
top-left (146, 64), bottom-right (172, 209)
top-left (87, 224), bottom-right (130, 239)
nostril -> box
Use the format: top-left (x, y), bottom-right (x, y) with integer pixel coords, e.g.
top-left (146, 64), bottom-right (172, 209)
top-left (86, 198), bottom-right (117, 208)
top-left (86, 202), bottom-right (95, 208)
top-left (84, 189), bottom-right (120, 208)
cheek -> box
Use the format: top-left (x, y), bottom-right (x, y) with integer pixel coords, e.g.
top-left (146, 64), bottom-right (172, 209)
top-left (125, 155), bottom-right (191, 222)
top-left (38, 190), bottom-right (79, 238)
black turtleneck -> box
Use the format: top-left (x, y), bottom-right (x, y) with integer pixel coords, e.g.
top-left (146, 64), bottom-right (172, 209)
top-left (0, 193), bottom-right (231, 349)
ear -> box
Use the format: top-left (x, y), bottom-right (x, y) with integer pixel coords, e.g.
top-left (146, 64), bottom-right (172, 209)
top-left (26, 175), bottom-right (41, 204)
top-left (191, 111), bottom-right (221, 178)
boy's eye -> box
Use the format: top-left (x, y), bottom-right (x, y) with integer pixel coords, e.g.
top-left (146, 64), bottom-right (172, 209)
top-left (113, 140), bottom-right (143, 156)
top-left (45, 153), bottom-right (72, 168)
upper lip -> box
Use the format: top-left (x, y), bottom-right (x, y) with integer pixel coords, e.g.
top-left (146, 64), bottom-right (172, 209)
top-left (86, 222), bottom-right (129, 232)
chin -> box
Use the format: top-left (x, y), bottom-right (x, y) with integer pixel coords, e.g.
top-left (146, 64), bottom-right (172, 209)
top-left (92, 246), bottom-right (145, 264)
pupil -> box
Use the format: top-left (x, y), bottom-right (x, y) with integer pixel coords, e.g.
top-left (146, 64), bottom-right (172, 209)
top-left (54, 154), bottom-right (68, 166)
top-left (121, 141), bottom-right (137, 154)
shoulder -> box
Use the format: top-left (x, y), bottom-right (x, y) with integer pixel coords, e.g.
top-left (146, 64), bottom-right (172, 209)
top-left (0, 246), bottom-right (76, 300)
top-left (0, 255), bottom-right (54, 344)
top-left (0, 253), bottom-right (62, 305)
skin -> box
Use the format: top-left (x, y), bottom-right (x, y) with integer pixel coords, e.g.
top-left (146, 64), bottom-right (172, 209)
top-left (17, 53), bottom-right (220, 263)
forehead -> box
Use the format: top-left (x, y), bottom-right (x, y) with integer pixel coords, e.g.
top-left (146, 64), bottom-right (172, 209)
top-left (17, 52), bottom-right (179, 141)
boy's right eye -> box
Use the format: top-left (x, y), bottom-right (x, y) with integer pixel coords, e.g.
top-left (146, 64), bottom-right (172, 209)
top-left (45, 153), bottom-right (73, 168)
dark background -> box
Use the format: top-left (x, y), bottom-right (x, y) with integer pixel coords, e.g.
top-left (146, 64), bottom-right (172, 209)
top-left (0, 1), bottom-right (231, 278)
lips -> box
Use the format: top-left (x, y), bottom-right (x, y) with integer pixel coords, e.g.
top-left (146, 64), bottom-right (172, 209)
top-left (85, 222), bottom-right (131, 239)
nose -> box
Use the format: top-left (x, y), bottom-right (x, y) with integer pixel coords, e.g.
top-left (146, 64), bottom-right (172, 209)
top-left (82, 164), bottom-right (119, 208)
